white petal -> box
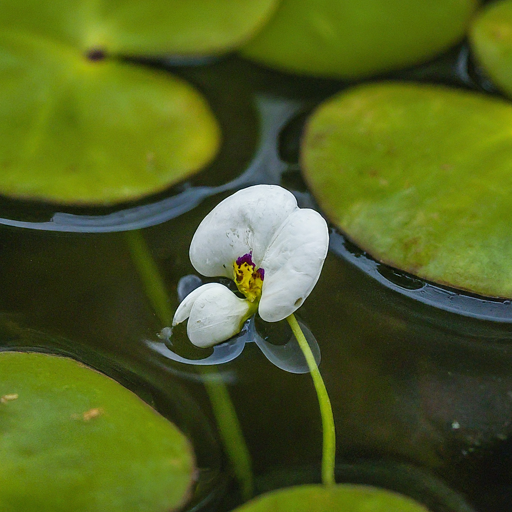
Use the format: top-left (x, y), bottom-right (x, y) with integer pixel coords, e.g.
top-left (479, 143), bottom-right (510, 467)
top-left (174, 283), bottom-right (252, 348)
top-left (172, 283), bottom-right (221, 326)
top-left (258, 208), bottom-right (329, 322)
top-left (189, 185), bottom-right (298, 278)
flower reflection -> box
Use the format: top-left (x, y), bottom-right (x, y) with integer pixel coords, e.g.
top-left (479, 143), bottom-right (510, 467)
top-left (149, 185), bottom-right (328, 374)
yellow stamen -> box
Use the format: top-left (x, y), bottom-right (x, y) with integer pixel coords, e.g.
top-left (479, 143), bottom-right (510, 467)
top-left (233, 260), bottom-right (264, 302)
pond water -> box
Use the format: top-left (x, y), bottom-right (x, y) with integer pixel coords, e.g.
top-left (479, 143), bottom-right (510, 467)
top-left (1, 45), bottom-right (512, 512)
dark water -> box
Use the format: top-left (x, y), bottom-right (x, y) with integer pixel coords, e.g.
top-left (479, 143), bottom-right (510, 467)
top-left (1, 41), bottom-right (512, 512)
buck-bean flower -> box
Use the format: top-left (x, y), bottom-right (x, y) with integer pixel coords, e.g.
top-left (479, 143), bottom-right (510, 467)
top-left (173, 185), bottom-right (329, 348)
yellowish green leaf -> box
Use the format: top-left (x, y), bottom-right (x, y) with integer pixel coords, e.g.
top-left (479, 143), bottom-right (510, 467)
top-left (231, 484), bottom-right (428, 512)
top-left (241, 0), bottom-right (479, 79)
top-left (470, 0), bottom-right (512, 98)
top-left (0, 30), bottom-right (220, 204)
top-left (302, 82), bottom-right (512, 297)
top-left (0, 351), bottom-right (195, 512)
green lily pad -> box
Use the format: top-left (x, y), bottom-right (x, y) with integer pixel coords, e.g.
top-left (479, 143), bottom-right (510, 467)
top-left (0, 0), bottom-right (279, 56)
top-left (302, 82), bottom-right (512, 298)
top-left (231, 484), bottom-right (428, 511)
top-left (470, 0), bottom-right (512, 99)
top-left (0, 351), bottom-right (195, 511)
top-left (0, 0), bottom-right (280, 204)
top-left (0, 30), bottom-right (220, 204)
top-left (240, 0), bottom-right (479, 79)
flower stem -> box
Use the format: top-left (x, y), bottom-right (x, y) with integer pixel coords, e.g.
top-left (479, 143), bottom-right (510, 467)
top-left (124, 230), bottom-right (174, 324)
top-left (286, 313), bottom-right (336, 486)
top-left (124, 230), bottom-right (254, 499)
top-left (201, 366), bottom-right (254, 499)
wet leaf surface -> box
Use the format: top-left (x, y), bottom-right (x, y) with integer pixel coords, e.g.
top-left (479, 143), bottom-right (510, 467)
top-left (0, 351), bottom-right (195, 512)
top-left (231, 484), bottom-right (428, 511)
top-left (240, 0), bottom-right (478, 79)
top-left (302, 82), bottom-right (512, 298)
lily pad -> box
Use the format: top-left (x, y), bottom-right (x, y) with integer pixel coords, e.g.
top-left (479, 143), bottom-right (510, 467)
top-left (0, 0), bottom-right (279, 204)
top-left (240, 0), bottom-right (479, 79)
top-left (0, 351), bottom-right (195, 511)
top-left (470, 0), bottom-right (512, 98)
top-left (0, 0), bottom-right (279, 57)
top-left (302, 82), bottom-right (512, 298)
top-left (231, 484), bottom-right (428, 511)
top-left (0, 30), bottom-right (220, 204)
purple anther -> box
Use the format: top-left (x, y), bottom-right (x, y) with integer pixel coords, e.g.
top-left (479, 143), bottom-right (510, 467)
top-left (257, 268), bottom-right (265, 280)
top-left (236, 252), bottom-right (255, 268)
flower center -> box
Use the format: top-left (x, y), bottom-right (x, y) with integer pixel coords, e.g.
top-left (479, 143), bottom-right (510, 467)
top-left (233, 252), bottom-right (264, 303)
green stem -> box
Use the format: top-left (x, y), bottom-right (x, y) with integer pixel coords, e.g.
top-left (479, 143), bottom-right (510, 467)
top-left (124, 230), bottom-right (174, 324)
top-left (201, 366), bottom-right (254, 499)
top-left (286, 313), bottom-right (336, 486)
top-left (124, 230), bottom-right (254, 499)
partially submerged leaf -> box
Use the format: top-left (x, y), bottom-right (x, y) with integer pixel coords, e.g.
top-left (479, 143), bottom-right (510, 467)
top-left (231, 484), bottom-right (428, 511)
top-left (470, 0), bottom-right (512, 98)
top-left (302, 82), bottom-right (512, 298)
top-left (0, 351), bottom-right (195, 512)
top-left (240, 0), bottom-right (479, 79)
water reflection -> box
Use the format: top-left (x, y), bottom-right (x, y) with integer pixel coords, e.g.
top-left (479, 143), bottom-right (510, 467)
top-left (1, 47), bottom-right (512, 511)
top-left (330, 229), bottom-right (512, 324)
top-left (146, 274), bottom-right (321, 374)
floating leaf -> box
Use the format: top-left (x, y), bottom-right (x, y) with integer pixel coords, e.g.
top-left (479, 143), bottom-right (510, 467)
top-left (0, 351), bottom-right (195, 511)
top-left (0, 0), bottom-right (279, 204)
top-left (302, 82), bottom-right (512, 298)
top-left (0, 0), bottom-right (279, 57)
top-left (231, 484), bottom-right (428, 511)
top-left (470, 0), bottom-right (512, 98)
top-left (0, 30), bottom-right (220, 204)
top-left (240, 0), bottom-right (479, 79)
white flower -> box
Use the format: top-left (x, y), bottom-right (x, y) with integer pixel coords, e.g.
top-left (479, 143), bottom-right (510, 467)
top-left (173, 185), bottom-right (329, 348)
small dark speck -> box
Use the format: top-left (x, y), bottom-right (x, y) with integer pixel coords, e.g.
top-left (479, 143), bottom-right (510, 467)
top-left (86, 48), bottom-right (107, 61)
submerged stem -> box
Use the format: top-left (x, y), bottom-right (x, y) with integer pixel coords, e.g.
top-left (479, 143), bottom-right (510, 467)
top-left (125, 230), bottom-right (174, 324)
top-left (124, 230), bottom-right (254, 499)
top-left (286, 313), bottom-right (336, 486)
top-left (201, 366), bottom-right (254, 499)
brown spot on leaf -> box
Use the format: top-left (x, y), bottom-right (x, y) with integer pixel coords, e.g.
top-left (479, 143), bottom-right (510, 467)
top-left (72, 407), bottom-right (104, 421)
top-left (308, 130), bottom-right (328, 148)
top-left (1, 393), bottom-right (18, 404)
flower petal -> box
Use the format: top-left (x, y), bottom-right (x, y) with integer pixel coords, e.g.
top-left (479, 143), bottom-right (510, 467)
top-left (258, 208), bottom-right (329, 322)
top-left (172, 283), bottom-right (221, 326)
top-left (173, 283), bottom-right (253, 348)
top-left (189, 185), bottom-right (298, 278)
